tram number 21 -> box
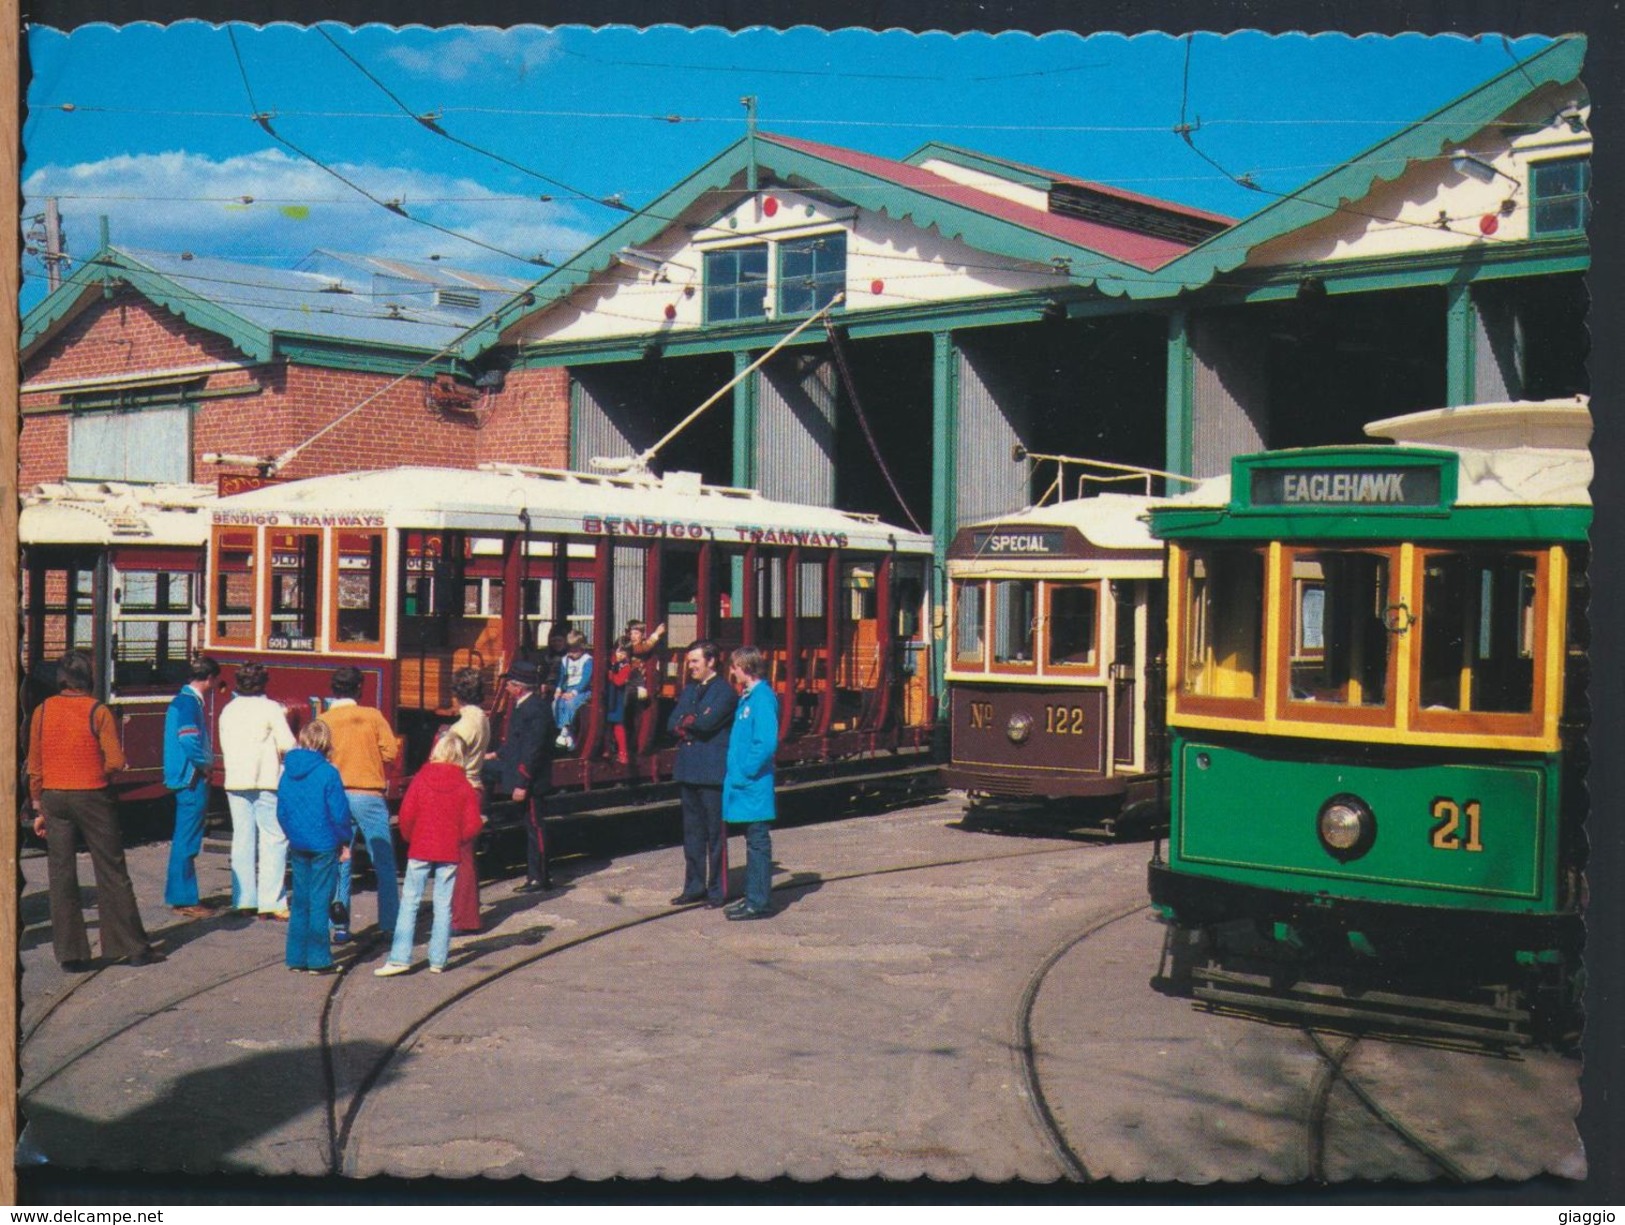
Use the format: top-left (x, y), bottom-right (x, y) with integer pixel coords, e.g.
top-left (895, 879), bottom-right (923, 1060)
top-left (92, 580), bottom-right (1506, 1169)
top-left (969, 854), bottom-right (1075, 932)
top-left (1429, 798), bottom-right (1484, 853)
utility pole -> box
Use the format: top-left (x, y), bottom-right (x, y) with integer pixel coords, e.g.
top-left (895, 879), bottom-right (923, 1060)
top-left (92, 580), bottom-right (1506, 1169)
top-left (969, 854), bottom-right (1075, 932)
top-left (742, 95), bottom-right (758, 193)
top-left (33, 197), bottom-right (68, 292)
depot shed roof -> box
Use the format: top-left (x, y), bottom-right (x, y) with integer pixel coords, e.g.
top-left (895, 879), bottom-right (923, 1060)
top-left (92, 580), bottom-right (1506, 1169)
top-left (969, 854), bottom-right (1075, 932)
top-left (20, 246), bottom-right (529, 368)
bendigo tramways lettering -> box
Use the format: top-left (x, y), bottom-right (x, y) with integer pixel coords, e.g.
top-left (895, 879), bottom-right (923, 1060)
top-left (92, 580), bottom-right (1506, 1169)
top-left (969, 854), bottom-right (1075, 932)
top-left (581, 515), bottom-right (851, 548)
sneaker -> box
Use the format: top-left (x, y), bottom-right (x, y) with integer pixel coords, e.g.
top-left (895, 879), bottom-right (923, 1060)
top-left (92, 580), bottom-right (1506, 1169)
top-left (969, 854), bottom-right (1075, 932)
top-left (374, 962), bottom-right (411, 978)
top-left (329, 900), bottom-right (349, 926)
top-left (429, 965), bottom-right (445, 974)
top-left (555, 733), bottom-right (573, 749)
top-left (332, 928), bottom-right (352, 944)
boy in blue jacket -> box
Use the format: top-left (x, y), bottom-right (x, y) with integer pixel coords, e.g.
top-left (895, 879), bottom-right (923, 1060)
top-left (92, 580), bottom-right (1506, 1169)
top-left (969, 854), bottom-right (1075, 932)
top-left (276, 720), bottom-right (353, 973)
top-left (722, 645), bottom-right (780, 921)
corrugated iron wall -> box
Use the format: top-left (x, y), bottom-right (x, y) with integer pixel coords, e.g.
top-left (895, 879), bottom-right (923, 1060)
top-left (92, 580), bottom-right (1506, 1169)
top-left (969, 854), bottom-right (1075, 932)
top-left (956, 338), bottom-right (1030, 526)
top-left (612, 545), bottom-right (643, 643)
top-left (1473, 288), bottom-right (1520, 402)
top-left (570, 369), bottom-right (646, 471)
top-left (756, 352), bottom-right (837, 506)
top-left (1189, 311), bottom-right (1268, 478)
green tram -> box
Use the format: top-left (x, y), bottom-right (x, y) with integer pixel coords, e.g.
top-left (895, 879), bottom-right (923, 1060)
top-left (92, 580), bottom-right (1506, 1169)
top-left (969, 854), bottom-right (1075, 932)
top-left (1145, 399), bottom-right (1591, 1040)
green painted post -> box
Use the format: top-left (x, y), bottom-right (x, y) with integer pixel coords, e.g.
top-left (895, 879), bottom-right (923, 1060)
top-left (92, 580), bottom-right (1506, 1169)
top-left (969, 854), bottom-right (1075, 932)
top-left (1445, 282), bottom-right (1477, 407)
top-left (1165, 311), bottom-right (1193, 478)
top-left (930, 331), bottom-right (958, 714)
top-left (731, 348), bottom-right (757, 489)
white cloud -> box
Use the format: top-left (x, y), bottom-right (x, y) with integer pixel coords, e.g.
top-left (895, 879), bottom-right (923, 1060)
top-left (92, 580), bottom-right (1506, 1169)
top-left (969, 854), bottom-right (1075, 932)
top-left (380, 29), bottom-right (563, 84)
top-left (22, 146), bottom-right (602, 291)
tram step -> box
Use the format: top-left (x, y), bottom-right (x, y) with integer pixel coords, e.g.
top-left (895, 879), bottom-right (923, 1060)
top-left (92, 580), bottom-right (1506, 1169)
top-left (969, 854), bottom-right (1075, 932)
top-left (1192, 966), bottom-right (1531, 1044)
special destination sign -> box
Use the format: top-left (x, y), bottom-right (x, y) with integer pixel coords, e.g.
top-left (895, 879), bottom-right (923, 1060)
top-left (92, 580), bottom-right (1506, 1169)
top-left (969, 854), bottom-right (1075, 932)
top-left (1250, 465), bottom-right (1442, 509)
top-left (969, 529), bottom-right (1066, 555)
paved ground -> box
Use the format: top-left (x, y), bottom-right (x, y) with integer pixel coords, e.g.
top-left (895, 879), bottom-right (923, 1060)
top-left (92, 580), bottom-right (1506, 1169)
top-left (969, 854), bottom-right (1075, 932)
top-left (16, 797), bottom-right (1586, 1187)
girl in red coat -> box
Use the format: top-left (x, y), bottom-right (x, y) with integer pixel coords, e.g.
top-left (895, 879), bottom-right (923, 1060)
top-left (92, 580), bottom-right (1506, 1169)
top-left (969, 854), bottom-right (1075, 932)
top-left (375, 733), bottom-right (484, 976)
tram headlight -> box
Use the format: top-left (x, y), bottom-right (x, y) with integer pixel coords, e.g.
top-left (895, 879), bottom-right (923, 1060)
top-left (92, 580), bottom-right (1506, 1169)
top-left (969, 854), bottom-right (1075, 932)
top-left (1316, 794), bottom-right (1376, 862)
top-left (1006, 712), bottom-right (1033, 744)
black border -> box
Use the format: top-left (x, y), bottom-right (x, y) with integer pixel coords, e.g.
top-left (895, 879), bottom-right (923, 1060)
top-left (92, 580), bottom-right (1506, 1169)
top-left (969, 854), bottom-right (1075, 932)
top-left (14, 0), bottom-right (1623, 1207)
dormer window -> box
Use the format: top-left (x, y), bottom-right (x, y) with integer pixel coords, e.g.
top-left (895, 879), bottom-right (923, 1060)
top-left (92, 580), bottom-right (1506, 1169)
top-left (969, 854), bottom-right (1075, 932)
top-left (1530, 157), bottom-right (1590, 236)
top-left (778, 233), bottom-right (846, 314)
top-left (704, 245), bottom-right (769, 323)
top-left (702, 230), bottom-right (848, 324)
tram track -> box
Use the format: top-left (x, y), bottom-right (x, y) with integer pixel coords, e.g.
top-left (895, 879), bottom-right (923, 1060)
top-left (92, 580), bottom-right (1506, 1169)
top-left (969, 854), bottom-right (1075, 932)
top-left (19, 828), bottom-right (1110, 1178)
top-left (1011, 902), bottom-right (1151, 1182)
top-left (1302, 1027), bottom-right (1469, 1183)
top-left (323, 839), bottom-right (1102, 1177)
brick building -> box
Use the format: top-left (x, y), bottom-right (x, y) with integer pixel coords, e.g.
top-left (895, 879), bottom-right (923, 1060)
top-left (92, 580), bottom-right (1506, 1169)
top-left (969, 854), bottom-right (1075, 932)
top-left (19, 248), bottom-right (569, 490)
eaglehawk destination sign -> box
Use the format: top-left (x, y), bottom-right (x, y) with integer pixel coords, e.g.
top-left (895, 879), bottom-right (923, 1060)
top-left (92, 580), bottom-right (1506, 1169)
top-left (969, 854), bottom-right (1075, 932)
top-left (1250, 465), bottom-right (1442, 509)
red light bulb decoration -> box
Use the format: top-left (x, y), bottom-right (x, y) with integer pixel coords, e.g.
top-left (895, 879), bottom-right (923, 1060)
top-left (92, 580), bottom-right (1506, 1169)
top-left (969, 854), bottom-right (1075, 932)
top-left (664, 303), bottom-right (678, 320)
top-left (1479, 214), bottom-right (1500, 236)
top-left (871, 279), bottom-right (885, 295)
top-left (762, 195), bottom-right (779, 218)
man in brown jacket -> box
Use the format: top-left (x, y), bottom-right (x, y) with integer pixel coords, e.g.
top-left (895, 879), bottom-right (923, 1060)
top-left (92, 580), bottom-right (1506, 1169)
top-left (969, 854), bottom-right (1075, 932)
top-left (28, 650), bottom-right (159, 969)
top-left (317, 666), bottom-right (399, 941)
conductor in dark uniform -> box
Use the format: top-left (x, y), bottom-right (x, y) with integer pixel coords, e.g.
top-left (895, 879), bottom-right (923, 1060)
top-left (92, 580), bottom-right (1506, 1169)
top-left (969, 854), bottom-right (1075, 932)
top-left (667, 640), bottom-right (737, 907)
top-left (483, 659), bottom-right (555, 893)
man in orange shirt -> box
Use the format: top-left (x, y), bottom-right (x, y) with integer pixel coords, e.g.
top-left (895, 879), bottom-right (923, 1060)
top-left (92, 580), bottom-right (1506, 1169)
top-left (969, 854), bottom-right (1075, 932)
top-left (28, 651), bottom-right (160, 970)
top-left (317, 666), bottom-right (400, 942)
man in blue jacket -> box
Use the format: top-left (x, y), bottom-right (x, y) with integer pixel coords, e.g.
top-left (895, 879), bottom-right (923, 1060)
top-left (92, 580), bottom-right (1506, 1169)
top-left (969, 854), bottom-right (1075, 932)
top-left (722, 644), bottom-right (780, 921)
top-left (667, 640), bottom-right (737, 907)
top-left (483, 658), bottom-right (555, 893)
top-left (163, 656), bottom-right (222, 916)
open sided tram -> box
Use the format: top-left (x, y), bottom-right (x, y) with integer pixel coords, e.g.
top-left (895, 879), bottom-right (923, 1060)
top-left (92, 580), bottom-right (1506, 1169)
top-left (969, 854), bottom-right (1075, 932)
top-left (200, 464), bottom-right (937, 807)
top-left (1146, 399), bottom-right (1591, 1041)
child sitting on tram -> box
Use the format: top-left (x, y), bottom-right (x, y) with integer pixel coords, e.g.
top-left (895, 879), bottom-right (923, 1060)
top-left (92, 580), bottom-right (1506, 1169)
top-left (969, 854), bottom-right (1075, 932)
top-left (553, 630), bottom-right (593, 751)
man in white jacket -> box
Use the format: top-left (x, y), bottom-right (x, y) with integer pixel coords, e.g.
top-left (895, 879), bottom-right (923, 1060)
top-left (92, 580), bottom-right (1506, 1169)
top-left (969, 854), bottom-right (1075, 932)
top-left (217, 663), bottom-right (296, 919)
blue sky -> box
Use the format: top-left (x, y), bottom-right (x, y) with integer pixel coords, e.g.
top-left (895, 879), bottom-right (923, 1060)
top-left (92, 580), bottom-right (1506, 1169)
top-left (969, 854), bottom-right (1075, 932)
top-left (21, 24), bottom-right (1561, 312)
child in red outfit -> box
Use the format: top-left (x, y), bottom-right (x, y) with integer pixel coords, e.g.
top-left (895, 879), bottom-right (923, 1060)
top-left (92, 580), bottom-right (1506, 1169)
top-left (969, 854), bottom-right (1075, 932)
top-left (604, 637), bottom-right (635, 765)
top-left (376, 733), bottom-right (484, 976)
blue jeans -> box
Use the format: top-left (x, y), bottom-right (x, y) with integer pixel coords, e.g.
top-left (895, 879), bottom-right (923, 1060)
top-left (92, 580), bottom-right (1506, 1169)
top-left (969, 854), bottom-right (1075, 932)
top-left (227, 789), bottom-right (288, 912)
top-left (287, 848), bottom-right (338, 970)
top-left (164, 778), bottom-right (211, 907)
top-left (742, 820), bottom-right (773, 911)
top-left (553, 691), bottom-right (587, 736)
top-left (389, 859), bottom-right (458, 970)
top-left (333, 792), bottom-right (398, 935)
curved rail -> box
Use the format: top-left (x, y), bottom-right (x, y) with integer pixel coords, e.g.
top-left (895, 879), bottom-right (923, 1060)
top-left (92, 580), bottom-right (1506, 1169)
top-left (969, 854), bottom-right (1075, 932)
top-left (327, 841), bottom-right (1100, 1176)
top-left (1013, 903), bottom-right (1151, 1181)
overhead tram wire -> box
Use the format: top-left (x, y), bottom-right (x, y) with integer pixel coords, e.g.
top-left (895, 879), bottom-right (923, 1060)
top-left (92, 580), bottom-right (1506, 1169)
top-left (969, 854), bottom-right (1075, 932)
top-left (315, 27), bottom-right (633, 215)
top-left (225, 28), bottom-right (553, 270)
top-left (1170, 32), bottom-right (1530, 248)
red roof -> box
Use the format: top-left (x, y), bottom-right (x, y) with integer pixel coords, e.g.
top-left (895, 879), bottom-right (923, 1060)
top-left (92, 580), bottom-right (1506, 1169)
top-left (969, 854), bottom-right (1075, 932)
top-left (759, 132), bottom-right (1215, 272)
top-left (923, 145), bottom-right (1237, 228)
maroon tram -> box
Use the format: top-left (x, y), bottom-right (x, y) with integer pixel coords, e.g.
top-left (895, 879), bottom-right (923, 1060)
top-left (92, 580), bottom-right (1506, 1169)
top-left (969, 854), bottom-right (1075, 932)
top-left (20, 481), bottom-right (217, 801)
top-left (944, 487), bottom-right (1169, 833)
top-left (199, 464), bottom-right (937, 804)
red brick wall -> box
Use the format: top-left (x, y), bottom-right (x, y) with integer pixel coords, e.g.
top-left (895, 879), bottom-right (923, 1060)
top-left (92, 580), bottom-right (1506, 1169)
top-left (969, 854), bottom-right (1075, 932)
top-left (476, 365), bottom-right (571, 469)
top-left (24, 288), bottom-right (248, 386)
top-left (20, 292), bottom-right (575, 488)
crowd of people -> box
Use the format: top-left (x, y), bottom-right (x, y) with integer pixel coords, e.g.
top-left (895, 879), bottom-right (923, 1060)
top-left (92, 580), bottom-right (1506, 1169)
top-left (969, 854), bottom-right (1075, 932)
top-left (24, 621), bottom-right (782, 978)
